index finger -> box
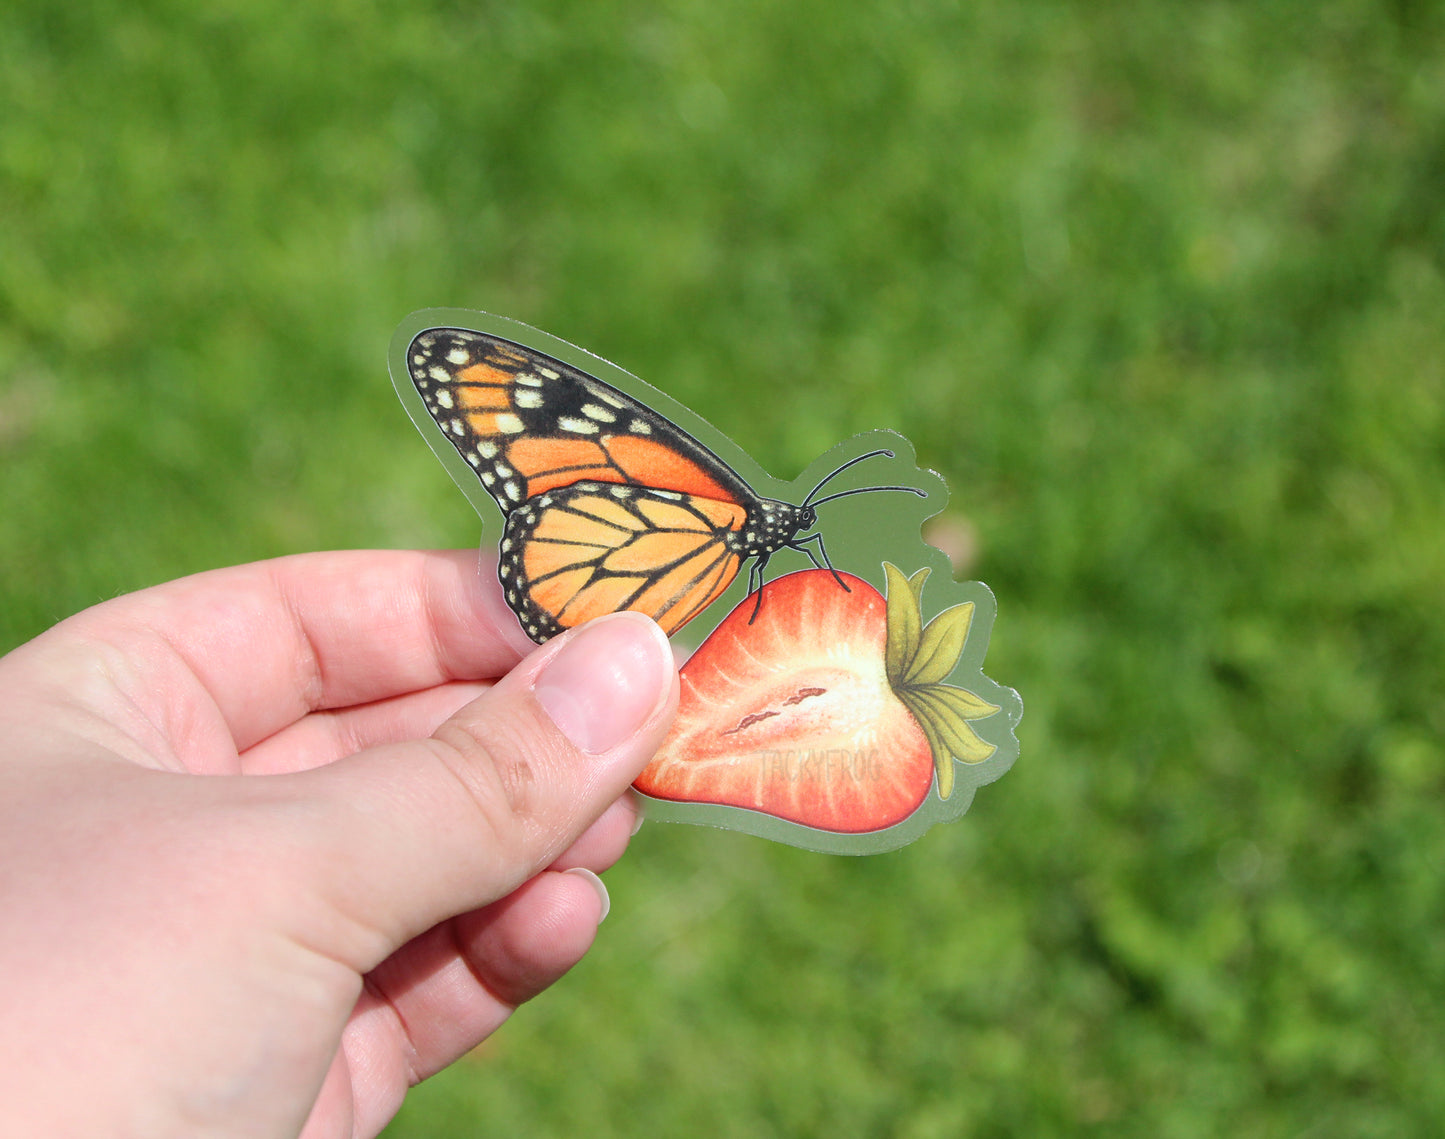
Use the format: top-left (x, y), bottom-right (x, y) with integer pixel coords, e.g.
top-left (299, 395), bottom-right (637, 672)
top-left (26, 549), bottom-right (535, 753)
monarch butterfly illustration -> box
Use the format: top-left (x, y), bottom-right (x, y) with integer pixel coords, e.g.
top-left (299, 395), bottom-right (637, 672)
top-left (406, 327), bottom-right (923, 643)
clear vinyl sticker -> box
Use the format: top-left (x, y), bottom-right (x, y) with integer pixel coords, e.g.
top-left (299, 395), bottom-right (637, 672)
top-left (390, 309), bottom-right (1021, 854)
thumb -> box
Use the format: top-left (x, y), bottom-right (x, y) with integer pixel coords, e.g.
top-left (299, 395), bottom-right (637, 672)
top-left (283, 611), bottom-right (676, 966)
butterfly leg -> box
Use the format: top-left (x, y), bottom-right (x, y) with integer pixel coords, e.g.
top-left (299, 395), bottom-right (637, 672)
top-left (747, 553), bottom-right (773, 624)
top-left (792, 532), bottom-right (851, 592)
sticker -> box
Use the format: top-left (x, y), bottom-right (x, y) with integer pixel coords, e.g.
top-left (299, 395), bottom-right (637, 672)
top-left (390, 309), bottom-right (1021, 854)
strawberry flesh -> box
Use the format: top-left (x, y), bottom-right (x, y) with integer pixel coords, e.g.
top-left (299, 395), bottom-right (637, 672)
top-left (636, 570), bottom-right (935, 833)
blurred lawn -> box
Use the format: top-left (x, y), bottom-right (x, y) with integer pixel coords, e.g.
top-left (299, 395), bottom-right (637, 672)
top-left (3, 0), bottom-right (1444, 1135)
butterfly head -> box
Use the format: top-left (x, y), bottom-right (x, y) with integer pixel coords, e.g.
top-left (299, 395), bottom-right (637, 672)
top-left (768, 448), bottom-right (927, 588)
top-left (730, 498), bottom-right (811, 558)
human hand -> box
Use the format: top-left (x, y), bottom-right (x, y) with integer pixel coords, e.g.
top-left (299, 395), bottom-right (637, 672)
top-left (0, 549), bottom-right (677, 1139)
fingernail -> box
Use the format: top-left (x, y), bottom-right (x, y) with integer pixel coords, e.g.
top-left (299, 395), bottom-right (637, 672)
top-left (563, 867), bottom-right (611, 923)
top-left (534, 613), bottom-right (672, 754)
top-left (628, 789), bottom-right (646, 835)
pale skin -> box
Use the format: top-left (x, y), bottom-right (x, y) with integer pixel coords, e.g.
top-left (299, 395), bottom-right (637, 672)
top-left (0, 549), bottom-right (678, 1138)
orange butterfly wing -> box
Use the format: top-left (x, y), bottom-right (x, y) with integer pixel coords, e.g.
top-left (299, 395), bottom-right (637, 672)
top-left (503, 483), bottom-right (746, 639)
top-left (407, 328), bottom-right (769, 641)
top-left (408, 330), bottom-right (751, 505)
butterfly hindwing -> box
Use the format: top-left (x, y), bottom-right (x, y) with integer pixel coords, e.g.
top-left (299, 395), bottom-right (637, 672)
top-left (500, 481), bottom-right (747, 640)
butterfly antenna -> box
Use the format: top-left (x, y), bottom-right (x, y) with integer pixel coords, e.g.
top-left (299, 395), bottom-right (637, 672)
top-left (801, 449), bottom-right (896, 506)
top-left (807, 484), bottom-right (927, 509)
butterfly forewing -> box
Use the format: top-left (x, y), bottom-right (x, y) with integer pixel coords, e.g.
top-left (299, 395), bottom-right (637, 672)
top-left (407, 329), bottom-right (754, 510)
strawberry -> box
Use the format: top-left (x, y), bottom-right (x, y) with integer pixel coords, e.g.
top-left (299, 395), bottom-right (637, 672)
top-left (635, 563), bottom-right (999, 833)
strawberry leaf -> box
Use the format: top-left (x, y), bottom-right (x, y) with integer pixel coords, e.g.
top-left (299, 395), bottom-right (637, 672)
top-left (906, 566), bottom-right (931, 608)
top-left (904, 601), bottom-right (975, 686)
top-left (917, 681), bottom-right (999, 722)
top-left (883, 561), bottom-right (921, 685)
top-left (901, 691), bottom-right (956, 800)
top-left (908, 686), bottom-right (999, 764)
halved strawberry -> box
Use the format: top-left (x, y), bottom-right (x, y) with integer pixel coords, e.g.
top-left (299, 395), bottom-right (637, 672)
top-left (635, 564), bottom-right (999, 833)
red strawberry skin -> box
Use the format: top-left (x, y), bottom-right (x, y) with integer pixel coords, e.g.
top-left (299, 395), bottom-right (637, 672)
top-left (635, 570), bottom-right (934, 833)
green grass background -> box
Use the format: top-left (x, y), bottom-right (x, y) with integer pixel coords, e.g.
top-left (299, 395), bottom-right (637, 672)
top-left (3, 1), bottom-right (1443, 1134)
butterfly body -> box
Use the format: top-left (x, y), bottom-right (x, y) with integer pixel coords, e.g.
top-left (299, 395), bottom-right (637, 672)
top-left (407, 327), bottom-right (911, 642)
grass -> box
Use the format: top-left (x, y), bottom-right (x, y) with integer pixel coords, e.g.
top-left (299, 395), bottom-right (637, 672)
top-left (3, 0), bottom-right (1443, 1134)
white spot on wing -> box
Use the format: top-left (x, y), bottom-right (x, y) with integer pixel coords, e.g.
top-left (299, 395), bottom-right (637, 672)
top-left (582, 403), bottom-right (616, 423)
top-left (516, 373), bottom-right (543, 387)
top-left (504, 480), bottom-right (521, 502)
top-left (446, 348), bottom-right (470, 365)
top-left (583, 383), bottom-right (625, 409)
top-left (558, 416), bottom-right (599, 435)
top-left (536, 366), bottom-right (560, 379)
top-left (496, 413), bottom-right (524, 434)
top-left (515, 389), bottom-right (543, 409)
top-left (628, 418), bottom-right (651, 435)
top-left (429, 366), bottom-right (450, 382)
top-left (477, 441), bottom-right (498, 459)
top-left (435, 389), bottom-right (454, 409)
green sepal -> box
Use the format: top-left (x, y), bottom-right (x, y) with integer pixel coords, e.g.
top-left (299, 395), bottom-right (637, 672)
top-left (908, 685), bottom-right (999, 764)
top-left (906, 566), bottom-right (931, 608)
top-left (916, 681), bottom-right (998, 722)
top-left (902, 690), bottom-right (956, 800)
top-left (905, 601), bottom-right (976, 686)
top-left (883, 561), bottom-right (921, 685)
